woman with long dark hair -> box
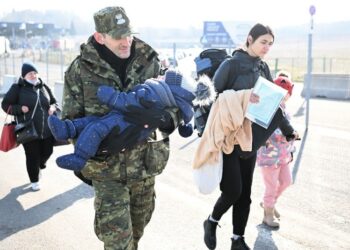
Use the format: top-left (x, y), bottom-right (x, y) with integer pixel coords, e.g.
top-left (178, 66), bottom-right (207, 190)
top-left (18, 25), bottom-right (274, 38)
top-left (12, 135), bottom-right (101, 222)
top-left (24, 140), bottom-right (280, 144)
top-left (203, 23), bottom-right (297, 250)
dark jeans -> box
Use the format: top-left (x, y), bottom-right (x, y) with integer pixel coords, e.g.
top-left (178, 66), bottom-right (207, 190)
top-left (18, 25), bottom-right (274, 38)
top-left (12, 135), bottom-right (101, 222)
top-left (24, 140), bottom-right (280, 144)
top-left (211, 146), bottom-right (256, 236)
top-left (22, 136), bottom-right (54, 183)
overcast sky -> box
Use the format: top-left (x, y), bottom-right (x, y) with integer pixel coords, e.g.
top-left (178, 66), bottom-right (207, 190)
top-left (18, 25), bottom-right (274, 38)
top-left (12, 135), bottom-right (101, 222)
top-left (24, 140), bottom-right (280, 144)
top-left (1, 0), bottom-right (349, 29)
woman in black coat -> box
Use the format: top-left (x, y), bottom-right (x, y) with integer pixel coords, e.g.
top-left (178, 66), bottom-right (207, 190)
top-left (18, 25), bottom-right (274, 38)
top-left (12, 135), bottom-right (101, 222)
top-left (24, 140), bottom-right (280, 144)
top-left (1, 63), bottom-right (58, 191)
top-left (203, 24), bottom-right (297, 250)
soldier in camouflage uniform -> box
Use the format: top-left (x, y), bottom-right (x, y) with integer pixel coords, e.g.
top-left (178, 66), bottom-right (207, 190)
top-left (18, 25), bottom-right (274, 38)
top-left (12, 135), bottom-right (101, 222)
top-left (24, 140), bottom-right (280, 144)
top-left (61, 6), bottom-right (180, 250)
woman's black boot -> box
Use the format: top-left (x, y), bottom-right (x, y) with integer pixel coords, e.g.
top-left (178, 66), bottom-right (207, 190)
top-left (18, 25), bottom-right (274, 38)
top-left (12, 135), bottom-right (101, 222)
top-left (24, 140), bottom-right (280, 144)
top-left (231, 237), bottom-right (250, 250)
top-left (203, 216), bottom-right (218, 249)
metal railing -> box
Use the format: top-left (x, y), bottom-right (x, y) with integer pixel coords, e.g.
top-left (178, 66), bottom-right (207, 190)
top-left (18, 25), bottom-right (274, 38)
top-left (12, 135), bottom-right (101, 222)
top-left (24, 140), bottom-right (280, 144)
top-left (0, 49), bottom-right (78, 88)
top-left (1, 49), bottom-right (350, 87)
top-left (266, 57), bottom-right (350, 81)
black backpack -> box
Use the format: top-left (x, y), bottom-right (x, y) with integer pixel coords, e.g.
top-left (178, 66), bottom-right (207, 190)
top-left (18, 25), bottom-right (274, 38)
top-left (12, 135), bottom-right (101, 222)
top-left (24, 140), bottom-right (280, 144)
top-left (193, 49), bottom-right (232, 136)
top-left (192, 49), bottom-right (230, 136)
top-left (194, 48), bottom-right (230, 79)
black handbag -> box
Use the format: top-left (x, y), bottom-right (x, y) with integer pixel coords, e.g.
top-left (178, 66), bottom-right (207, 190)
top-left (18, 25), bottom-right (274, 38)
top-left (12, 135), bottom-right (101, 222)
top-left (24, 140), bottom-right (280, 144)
top-left (15, 119), bottom-right (39, 144)
top-left (15, 91), bottom-right (40, 144)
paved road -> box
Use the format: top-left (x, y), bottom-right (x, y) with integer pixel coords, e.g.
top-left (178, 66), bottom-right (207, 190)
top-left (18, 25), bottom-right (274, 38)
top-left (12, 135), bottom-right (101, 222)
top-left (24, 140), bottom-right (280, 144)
top-left (0, 85), bottom-right (349, 250)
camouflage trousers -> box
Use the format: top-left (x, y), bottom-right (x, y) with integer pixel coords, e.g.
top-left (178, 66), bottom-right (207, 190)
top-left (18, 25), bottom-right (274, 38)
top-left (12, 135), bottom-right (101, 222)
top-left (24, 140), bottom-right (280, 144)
top-left (92, 177), bottom-right (155, 250)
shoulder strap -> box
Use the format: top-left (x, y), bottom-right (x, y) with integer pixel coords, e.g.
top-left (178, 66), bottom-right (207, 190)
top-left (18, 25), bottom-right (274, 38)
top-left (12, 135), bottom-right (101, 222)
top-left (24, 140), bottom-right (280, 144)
top-left (30, 90), bottom-right (40, 120)
top-left (3, 106), bottom-right (14, 124)
top-left (42, 83), bottom-right (56, 104)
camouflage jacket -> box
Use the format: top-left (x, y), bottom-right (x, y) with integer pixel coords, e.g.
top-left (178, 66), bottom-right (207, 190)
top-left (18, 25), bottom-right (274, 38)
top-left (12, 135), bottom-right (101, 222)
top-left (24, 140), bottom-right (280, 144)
top-left (61, 36), bottom-right (180, 181)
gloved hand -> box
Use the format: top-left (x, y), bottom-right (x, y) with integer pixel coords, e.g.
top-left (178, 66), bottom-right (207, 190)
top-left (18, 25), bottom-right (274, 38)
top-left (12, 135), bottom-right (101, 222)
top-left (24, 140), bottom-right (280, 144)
top-left (123, 105), bottom-right (173, 131)
top-left (286, 131), bottom-right (301, 141)
top-left (139, 97), bottom-right (157, 109)
top-left (96, 125), bottom-right (143, 155)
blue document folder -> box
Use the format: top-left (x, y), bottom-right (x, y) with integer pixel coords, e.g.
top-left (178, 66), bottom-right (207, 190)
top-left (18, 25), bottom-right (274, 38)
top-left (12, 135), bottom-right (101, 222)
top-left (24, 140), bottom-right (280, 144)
top-left (245, 76), bottom-right (287, 129)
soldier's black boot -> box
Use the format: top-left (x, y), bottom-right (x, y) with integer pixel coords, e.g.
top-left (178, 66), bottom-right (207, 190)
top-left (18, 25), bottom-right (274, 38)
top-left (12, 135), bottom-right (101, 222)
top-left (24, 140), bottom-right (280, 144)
top-left (74, 171), bottom-right (93, 186)
top-left (204, 216), bottom-right (218, 249)
top-left (231, 237), bottom-right (250, 250)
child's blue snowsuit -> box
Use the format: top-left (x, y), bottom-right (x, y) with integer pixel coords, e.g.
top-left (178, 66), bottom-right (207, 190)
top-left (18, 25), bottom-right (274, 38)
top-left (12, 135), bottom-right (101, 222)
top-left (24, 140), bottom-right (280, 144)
top-left (48, 70), bottom-right (195, 171)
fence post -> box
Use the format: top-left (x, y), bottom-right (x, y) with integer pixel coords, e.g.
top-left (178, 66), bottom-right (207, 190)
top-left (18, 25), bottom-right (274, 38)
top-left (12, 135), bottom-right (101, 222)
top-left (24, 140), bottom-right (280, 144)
top-left (60, 49), bottom-right (64, 81)
top-left (172, 43), bottom-right (176, 67)
top-left (4, 52), bottom-right (8, 74)
top-left (12, 53), bottom-right (15, 74)
top-left (274, 58), bottom-right (279, 76)
top-left (291, 58), bottom-right (295, 81)
top-left (46, 48), bottom-right (49, 85)
top-left (32, 50), bottom-right (35, 64)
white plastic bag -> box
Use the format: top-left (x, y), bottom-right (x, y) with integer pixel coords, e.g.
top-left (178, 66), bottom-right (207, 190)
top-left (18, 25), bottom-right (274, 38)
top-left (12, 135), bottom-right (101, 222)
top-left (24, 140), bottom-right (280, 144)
top-left (193, 152), bottom-right (223, 194)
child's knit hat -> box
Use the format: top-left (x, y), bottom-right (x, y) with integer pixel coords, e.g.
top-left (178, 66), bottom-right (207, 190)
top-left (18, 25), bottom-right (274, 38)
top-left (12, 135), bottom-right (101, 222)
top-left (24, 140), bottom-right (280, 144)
top-left (164, 69), bottom-right (195, 137)
top-left (274, 76), bottom-right (294, 96)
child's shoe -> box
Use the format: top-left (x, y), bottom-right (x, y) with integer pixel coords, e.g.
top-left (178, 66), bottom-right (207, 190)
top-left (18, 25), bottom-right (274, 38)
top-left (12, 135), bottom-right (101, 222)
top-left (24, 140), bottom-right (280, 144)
top-left (260, 202), bottom-right (280, 219)
top-left (263, 207), bottom-right (280, 228)
top-left (97, 86), bottom-right (120, 107)
top-left (48, 116), bottom-right (76, 140)
top-left (56, 154), bottom-right (86, 171)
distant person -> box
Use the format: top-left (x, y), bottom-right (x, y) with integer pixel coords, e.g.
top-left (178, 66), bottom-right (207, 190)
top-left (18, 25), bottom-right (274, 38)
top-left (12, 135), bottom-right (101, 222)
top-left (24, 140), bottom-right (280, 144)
top-left (1, 62), bottom-right (57, 191)
top-left (275, 69), bottom-right (291, 79)
top-left (202, 23), bottom-right (298, 250)
top-left (257, 75), bottom-right (299, 228)
top-left (60, 6), bottom-right (181, 249)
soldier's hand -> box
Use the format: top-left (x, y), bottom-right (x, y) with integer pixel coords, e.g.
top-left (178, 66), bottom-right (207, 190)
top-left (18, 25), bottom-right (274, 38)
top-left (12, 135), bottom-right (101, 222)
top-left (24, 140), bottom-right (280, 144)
top-left (123, 105), bottom-right (172, 130)
top-left (97, 125), bottom-right (143, 155)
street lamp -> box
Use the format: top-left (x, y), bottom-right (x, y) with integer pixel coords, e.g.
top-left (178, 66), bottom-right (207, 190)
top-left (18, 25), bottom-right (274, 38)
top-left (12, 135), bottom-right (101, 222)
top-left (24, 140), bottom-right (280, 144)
top-left (305, 5), bottom-right (316, 130)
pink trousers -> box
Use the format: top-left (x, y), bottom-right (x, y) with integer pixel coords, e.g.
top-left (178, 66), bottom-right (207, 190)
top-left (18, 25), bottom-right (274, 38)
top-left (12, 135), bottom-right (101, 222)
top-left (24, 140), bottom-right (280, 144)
top-left (260, 164), bottom-right (292, 208)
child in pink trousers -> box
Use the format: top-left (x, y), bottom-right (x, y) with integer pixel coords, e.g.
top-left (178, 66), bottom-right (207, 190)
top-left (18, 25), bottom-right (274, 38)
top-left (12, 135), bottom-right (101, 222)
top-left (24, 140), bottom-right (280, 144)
top-left (257, 75), bottom-right (298, 228)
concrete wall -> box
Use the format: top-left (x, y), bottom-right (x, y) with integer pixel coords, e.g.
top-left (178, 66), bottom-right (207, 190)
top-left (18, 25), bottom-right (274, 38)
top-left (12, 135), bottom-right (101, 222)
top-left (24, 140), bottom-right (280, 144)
top-left (302, 73), bottom-right (350, 100)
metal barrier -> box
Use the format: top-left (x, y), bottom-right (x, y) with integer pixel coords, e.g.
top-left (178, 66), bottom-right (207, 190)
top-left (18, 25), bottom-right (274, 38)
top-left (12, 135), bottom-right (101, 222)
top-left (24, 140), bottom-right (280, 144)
top-left (0, 74), bottom-right (17, 96)
top-left (54, 80), bottom-right (64, 108)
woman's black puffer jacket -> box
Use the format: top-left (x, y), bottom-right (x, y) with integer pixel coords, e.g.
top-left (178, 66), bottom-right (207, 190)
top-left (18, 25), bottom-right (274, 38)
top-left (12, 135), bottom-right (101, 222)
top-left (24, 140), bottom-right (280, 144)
top-left (214, 48), bottom-right (273, 93)
top-left (1, 77), bottom-right (57, 139)
top-left (213, 49), bottom-right (294, 157)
